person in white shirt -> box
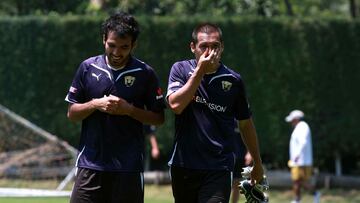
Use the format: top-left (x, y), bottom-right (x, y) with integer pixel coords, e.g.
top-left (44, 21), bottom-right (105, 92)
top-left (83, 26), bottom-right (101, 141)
top-left (285, 110), bottom-right (320, 203)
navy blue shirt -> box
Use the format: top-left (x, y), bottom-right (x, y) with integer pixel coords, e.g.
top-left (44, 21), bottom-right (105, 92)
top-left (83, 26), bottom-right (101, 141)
top-left (167, 59), bottom-right (251, 171)
top-left (65, 55), bottom-right (165, 172)
top-left (233, 125), bottom-right (247, 161)
top-left (143, 125), bottom-right (156, 136)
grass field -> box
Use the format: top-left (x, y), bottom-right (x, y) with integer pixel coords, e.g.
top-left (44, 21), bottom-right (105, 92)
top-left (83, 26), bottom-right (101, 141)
top-left (1, 184), bottom-right (360, 203)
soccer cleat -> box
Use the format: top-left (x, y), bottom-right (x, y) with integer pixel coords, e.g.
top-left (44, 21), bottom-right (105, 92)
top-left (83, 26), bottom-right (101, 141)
top-left (239, 166), bottom-right (269, 203)
top-left (239, 178), bottom-right (269, 203)
top-left (241, 166), bottom-right (253, 179)
top-left (313, 191), bottom-right (321, 203)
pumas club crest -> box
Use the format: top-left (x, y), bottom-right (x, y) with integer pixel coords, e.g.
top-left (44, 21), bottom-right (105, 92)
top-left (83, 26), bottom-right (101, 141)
top-left (124, 76), bottom-right (136, 87)
top-left (221, 81), bottom-right (232, 92)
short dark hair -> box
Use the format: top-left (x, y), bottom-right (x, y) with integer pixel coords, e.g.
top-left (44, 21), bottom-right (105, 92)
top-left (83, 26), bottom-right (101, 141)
top-left (191, 23), bottom-right (223, 44)
top-left (101, 11), bottom-right (140, 43)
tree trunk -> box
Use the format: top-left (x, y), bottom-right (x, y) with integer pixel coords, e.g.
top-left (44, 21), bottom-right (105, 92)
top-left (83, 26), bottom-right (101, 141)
top-left (284, 0), bottom-right (294, 16)
top-left (350, 0), bottom-right (358, 18)
top-left (257, 0), bottom-right (266, 16)
top-left (334, 151), bottom-right (342, 176)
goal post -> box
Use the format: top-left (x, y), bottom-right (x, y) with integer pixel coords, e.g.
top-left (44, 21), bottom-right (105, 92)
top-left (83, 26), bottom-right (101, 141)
top-left (0, 104), bottom-right (77, 196)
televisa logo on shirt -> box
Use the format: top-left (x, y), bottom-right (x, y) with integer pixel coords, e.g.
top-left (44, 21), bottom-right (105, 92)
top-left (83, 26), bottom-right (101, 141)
top-left (193, 96), bottom-right (227, 112)
top-left (156, 87), bottom-right (164, 100)
top-left (69, 86), bottom-right (77, 93)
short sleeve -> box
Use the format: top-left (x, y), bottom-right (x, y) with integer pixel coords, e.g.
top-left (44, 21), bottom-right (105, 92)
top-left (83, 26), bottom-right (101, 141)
top-left (166, 62), bottom-right (187, 100)
top-left (65, 62), bottom-right (87, 104)
top-left (143, 125), bottom-right (156, 135)
top-left (144, 68), bottom-right (166, 112)
top-left (233, 78), bottom-right (252, 120)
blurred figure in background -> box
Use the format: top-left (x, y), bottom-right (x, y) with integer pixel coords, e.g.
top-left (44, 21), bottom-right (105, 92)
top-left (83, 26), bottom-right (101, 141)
top-left (143, 125), bottom-right (160, 171)
top-left (231, 126), bottom-right (252, 203)
top-left (285, 110), bottom-right (320, 203)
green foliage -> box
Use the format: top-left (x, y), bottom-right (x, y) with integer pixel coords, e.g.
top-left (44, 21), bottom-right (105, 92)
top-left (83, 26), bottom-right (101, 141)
top-left (104, 0), bottom-right (354, 18)
top-left (0, 15), bottom-right (103, 146)
top-left (0, 0), bottom-right (87, 15)
top-left (0, 0), bottom-right (355, 18)
top-left (0, 15), bottom-right (360, 173)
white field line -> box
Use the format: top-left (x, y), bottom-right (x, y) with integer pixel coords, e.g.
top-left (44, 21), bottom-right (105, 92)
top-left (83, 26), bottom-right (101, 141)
top-left (0, 187), bottom-right (71, 197)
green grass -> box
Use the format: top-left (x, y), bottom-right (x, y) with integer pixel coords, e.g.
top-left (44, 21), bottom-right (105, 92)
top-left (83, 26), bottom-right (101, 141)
top-left (0, 197), bottom-right (69, 203)
top-left (1, 184), bottom-right (360, 203)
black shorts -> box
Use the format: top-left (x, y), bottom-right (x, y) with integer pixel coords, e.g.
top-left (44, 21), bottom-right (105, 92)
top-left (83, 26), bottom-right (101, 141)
top-left (170, 166), bottom-right (232, 203)
top-left (233, 157), bottom-right (245, 180)
top-left (70, 167), bottom-right (144, 203)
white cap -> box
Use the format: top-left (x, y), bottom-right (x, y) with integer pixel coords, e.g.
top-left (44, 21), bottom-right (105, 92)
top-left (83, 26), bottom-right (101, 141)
top-left (285, 110), bottom-right (304, 122)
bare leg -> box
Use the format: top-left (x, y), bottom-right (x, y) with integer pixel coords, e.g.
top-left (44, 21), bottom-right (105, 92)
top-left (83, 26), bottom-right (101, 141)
top-left (303, 179), bottom-right (321, 203)
top-left (293, 180), bottom-right (302, 201)
top-left (231, 180), bottom-right (240, 203)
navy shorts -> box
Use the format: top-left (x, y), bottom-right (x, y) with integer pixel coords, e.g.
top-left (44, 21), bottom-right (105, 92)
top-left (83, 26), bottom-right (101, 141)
top-left (170, 166), bottom-right (232, 203)
top-left (233, 157), bottom-right (245, 180)
top-left (70, 167), bottom-right (144, 203)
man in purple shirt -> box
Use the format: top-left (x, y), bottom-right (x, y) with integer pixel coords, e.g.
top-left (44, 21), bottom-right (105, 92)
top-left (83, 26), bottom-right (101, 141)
top-left (65, 12), bottom-right (165, 203)
top-left (166, 23), bottom-right (265, 203)
top-left (231, 125), bottom-right (252, 203)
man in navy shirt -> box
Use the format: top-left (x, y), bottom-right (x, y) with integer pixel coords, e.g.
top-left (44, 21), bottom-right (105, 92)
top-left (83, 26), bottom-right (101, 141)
top-left (143, 125), bottom-right (160, 171)
top-left (166, 23), bottom-right (264, 203)
top-left (231, 125), bottom-right (252, 203)
top-left (65, 12), bottom-right (165, 203)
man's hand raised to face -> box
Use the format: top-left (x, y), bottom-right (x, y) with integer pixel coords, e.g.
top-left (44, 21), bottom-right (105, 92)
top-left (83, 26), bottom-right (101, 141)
top-left (197, 48), bottom-right (221, 74)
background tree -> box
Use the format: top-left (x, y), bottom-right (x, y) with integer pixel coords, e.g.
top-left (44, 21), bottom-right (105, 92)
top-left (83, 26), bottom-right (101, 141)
top-left (0, 0), bottom-right (355, 18)
top-left (284, 0), bottom-right (294, 16)
top-left (0, 0), bottom-right (86, 15)
top-left (350, 0), bottom-right (358, 18)
top-left (1, 0), bottom-right (359, 175)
